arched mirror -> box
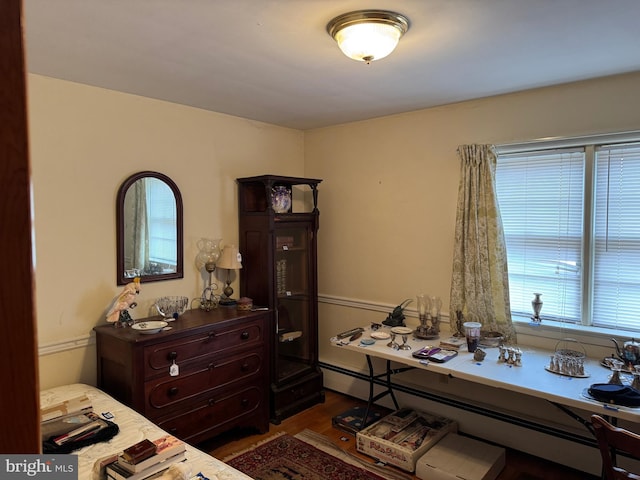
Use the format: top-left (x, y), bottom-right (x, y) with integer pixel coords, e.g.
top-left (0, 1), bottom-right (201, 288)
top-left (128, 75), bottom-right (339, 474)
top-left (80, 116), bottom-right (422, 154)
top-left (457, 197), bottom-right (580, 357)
top-left (116, 171), bottom-right (183, 285)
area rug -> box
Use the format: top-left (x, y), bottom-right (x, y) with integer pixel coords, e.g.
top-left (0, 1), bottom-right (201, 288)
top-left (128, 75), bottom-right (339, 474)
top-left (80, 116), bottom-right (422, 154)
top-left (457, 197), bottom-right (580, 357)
top-left (223, 430), bottom-right (411, 480)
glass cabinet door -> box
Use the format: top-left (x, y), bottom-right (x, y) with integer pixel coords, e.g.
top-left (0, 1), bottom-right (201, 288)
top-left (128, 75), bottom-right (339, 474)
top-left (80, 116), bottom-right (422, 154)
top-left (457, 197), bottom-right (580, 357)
top-left (237, 174), bottom-right (323, 423)
top-left (274, 225), bottom-right (313, 385)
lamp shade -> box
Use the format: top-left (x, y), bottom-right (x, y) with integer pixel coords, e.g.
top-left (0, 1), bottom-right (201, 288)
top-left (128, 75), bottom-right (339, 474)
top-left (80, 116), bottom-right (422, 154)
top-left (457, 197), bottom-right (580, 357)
top-left (195, 237), bottom-right (221, 271)
top-left (327, 10), bottom-right (409, 63)
top-left (217, 245), bottom-right (243, 270)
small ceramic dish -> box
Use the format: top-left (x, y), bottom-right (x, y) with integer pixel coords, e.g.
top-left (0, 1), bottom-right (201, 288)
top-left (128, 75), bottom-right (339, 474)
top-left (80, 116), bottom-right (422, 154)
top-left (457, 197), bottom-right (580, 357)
top-left (132, 320), bottom-right (168, 334)
top-left (390, 326), bottom-right (413, 335)
top-left (360, 338), bottom-right (376, 346)
top-left (370, 331), bottom-right (391, 340)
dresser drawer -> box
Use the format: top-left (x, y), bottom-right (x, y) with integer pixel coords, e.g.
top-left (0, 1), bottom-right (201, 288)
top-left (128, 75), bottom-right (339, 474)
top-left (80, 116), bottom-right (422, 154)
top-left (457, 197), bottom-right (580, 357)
top-left (156, 385), bottom-right (263, 442)
top-left (145, 351), bottom-right (264, 410)
top-left (95, 308), bottom-right (271, 442)
top-left (143, 320), bottom-right (263, 376)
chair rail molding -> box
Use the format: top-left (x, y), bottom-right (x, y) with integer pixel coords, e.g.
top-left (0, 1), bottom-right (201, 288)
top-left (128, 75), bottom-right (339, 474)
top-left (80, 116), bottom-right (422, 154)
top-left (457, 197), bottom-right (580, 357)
top-left (39, 333), bottom-right (95, 356)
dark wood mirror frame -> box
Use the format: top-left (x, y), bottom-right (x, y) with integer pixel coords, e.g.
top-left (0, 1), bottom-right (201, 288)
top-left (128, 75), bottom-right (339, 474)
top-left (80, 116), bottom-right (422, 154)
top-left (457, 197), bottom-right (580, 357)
top-left (116, 171), bottom-right (184, 285)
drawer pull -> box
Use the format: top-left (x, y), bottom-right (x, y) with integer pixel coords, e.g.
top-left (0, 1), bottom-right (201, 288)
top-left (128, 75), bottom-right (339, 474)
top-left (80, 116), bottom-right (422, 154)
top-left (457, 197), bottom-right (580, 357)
top-left (241, 331), bottom-right (250, 340)
top-left (168, 387), bottom-right (179, 396)
top-left (208, 362), bottom-right (215, 370)
top-left (208, 398), bottom-right (216, 407)
top-left (241, 398), bottom-right (249, 407)
top-left (240, 362), bottom-right (249, 371)
top-left (167, 351), bottom-right (178, 361)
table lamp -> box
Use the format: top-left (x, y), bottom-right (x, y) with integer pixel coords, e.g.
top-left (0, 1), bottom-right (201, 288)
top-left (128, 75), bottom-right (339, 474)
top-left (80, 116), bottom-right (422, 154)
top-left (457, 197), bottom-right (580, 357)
top-left (195, 238), bottom-right (221, 311)
top-left (216, 245), bottom-right (242, 306)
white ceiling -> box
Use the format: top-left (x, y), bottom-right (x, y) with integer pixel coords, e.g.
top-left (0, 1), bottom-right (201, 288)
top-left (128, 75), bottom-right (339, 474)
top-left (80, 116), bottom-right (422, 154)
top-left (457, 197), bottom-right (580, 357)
top-left (23, 0), bottom-right (640, 130)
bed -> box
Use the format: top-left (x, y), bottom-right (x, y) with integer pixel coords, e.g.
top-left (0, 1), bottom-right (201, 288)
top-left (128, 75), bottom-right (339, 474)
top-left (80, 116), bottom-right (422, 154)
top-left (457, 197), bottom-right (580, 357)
top-left (40, 384), bottom-right (252, 480)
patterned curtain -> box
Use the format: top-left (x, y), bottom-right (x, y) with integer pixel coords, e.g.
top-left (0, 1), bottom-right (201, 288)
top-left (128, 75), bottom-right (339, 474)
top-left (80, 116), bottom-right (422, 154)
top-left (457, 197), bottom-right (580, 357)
top-left (449, 145), bottom-right (516, 343)
top-left (123, 179), bottom-right (149, 274)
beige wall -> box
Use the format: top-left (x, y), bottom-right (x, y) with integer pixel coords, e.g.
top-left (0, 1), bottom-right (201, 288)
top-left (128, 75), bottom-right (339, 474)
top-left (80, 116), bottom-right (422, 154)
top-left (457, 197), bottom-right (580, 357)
top-left (28, 71), bottom-right (640, 473)
top-left (30, 71), bottom-right (640, 387)
top-left (304, 71), bottom-right (640, 475)
top-left (28, 74), bottom-right (304, 388)
top-left (306, 71), bottom-right (640, 351)
top-left (307, 71), bottom-right (640, 315)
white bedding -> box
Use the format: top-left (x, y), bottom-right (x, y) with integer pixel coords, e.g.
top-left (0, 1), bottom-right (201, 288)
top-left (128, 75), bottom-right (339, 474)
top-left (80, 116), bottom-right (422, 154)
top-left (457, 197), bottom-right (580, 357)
top-left (40, 384), bottom-right (251, 480)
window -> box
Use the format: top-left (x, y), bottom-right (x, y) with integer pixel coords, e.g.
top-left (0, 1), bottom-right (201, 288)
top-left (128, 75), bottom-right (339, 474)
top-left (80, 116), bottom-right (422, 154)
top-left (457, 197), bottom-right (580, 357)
top-left (496, 133), bottom-right (640, 333)
top-left (145, 178), bottom-right (177, 268)
top-left (593, 144), bottom-right (640, 330)
top-left (496, 149), bottom-right (584, 323)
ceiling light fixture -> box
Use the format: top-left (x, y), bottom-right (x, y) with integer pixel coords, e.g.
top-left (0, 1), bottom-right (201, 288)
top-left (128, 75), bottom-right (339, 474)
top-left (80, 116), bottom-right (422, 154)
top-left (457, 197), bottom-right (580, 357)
top-left (327, 9), bottom-right (409, 64)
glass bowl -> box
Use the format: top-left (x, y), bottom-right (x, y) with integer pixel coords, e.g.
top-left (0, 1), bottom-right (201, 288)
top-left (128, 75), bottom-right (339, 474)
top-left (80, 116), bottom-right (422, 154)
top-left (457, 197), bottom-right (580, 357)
top-left (480, 331), bottom-right (504, 347)
top-left (155, 296), bottom-right (189, 320)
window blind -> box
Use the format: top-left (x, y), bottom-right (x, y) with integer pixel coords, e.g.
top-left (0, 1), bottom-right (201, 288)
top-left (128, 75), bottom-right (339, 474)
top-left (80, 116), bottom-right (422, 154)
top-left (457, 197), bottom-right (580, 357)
top-left (496, 148), bottom-right (585, 322)
top-left (146, 178), bottom-right (177, 266)
top-left (593, 143), bottom-right (640, 330)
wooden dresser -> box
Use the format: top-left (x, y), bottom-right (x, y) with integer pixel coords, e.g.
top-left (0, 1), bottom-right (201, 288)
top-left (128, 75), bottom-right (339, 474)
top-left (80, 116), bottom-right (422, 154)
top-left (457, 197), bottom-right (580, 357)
top-left (94, 307), bottom-right (271, 444)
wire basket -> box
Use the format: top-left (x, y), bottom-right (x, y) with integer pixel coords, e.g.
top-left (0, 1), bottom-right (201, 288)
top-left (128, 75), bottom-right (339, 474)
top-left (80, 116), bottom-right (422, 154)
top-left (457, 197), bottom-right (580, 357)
top-left (545, 338), bottom-right (589, 378)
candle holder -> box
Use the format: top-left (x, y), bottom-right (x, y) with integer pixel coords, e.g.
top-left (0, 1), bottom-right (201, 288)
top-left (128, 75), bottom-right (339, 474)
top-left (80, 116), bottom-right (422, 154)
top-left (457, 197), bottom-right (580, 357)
top-left (415, 294), bottom-right (440, 339)
top-left (387, 332), bottom-right (399, 349)
top-left (430, 296), bottom-right (442, 333)
top-left (609, 358), bottom-right (625, 385)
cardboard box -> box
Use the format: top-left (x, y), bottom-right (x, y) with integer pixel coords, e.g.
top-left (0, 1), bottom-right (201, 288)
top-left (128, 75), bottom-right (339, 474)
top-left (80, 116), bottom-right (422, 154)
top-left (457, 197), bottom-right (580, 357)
top-left (415, 433), bottom-right (505, 480)
top-left (356, 409), bottom-right (457, 472)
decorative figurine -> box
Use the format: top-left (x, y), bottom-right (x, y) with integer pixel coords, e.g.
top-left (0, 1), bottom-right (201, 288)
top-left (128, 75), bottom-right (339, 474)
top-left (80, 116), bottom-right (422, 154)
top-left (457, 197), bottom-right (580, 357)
top-left (498, 345), bottom-right (506, 363)
top-left (106, 277), bottom-right (141, 327)
top-left (514, 349), bottom-right (522, 367)
top-left (498, 346), bottom-right (523, 366)
top-left (549, 355), bottom-right (557, 372)
top-left (531, 293), bottom-right (543, 323)
top-left (382, 299), bottom-right (412, 327)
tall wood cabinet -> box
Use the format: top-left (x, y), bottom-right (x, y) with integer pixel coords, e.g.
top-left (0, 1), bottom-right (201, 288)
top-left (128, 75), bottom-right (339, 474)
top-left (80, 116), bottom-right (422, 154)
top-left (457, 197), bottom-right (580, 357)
top-left (237, 175), bottom-right (324, 423)
top-left (94, 308), bottom-right (271, 444)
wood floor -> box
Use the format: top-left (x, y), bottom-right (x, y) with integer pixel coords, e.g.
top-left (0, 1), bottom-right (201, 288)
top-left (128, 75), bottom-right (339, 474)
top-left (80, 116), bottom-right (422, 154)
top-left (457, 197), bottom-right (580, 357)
top-left (197, 389), bottom-right (599, 480)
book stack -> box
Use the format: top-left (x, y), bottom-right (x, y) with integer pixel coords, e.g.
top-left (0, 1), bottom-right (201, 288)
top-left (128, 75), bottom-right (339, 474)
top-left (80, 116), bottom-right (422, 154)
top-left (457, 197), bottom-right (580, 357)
top-left (106, 435), bottom-right (186, 480)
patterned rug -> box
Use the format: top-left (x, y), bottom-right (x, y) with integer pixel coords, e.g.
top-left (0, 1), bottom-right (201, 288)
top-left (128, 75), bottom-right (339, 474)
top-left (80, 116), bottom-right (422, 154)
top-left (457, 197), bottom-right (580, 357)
top-left (224, 430), bottom-right (410, 480)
